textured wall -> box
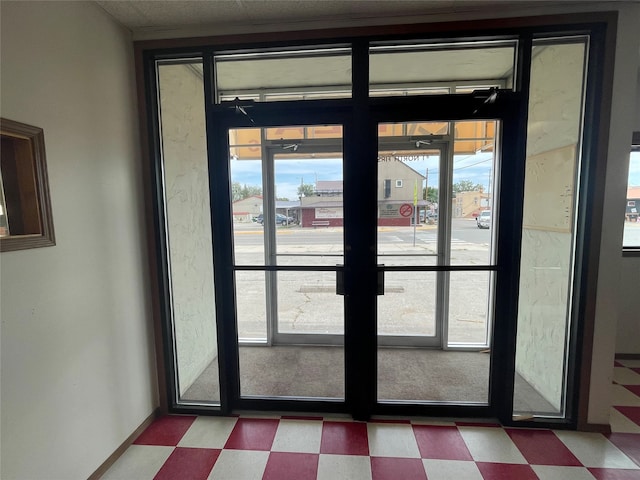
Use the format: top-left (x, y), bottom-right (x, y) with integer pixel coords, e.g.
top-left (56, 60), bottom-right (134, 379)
top-left (514, 42), bottom-right (586, 412)
top-left (158, 64), bottom-right (218, 396)
top-left (515, 230), bottom-right (574, 411)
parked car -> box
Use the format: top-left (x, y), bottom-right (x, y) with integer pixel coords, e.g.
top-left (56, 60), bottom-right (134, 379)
top-left (425, 211), bottom-right (438, 224)
top-left (275, 213), bottom-right (291, 225)
top-left (253, 213), bottom-right (293, 225)
top-left (477, 210), bottom-right (491, 229)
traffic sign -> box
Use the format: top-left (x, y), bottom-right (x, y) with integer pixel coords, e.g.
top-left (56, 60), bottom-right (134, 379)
top-left (399, 203), bottom-right (413, 217)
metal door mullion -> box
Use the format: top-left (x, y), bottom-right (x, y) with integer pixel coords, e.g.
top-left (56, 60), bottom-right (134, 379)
top-left (264, 143), bottom-right (277, 346)
top-left (438, 137), bottom-right (454, 350)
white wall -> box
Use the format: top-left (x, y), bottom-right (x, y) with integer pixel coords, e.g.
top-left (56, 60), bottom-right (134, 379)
top-left (0, 2), bottom-right (157, 479)
top-left (615, 62), bottom-right (640, 355)
top-left (588, 3), bottom-right (640, 424)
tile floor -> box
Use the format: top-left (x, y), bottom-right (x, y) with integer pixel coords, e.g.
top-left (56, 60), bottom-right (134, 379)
top-left (101, 360), bottom-right (640, 479)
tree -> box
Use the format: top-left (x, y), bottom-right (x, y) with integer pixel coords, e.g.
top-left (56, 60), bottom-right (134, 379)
top-left (297, 183), bottom-right (315, 198)
top-left (452, 180), bottom-right (484, 193)
top-left (423, 186), bottom-right (439, 202)
top-left (231, 182), bottom-right (262, 201)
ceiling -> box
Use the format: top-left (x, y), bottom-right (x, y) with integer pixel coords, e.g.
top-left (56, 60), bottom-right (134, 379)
top-left (95, 0), bottom-right (614, 40)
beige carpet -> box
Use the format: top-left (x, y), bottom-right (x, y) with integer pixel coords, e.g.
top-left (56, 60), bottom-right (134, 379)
top-left (182, 346), bottom-right (556, 413)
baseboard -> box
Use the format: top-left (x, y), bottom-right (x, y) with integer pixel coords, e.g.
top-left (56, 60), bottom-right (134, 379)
top-left (615, 353), bottom-right (640, 360)
top-left (87, 408), bottom-right (160, 480)
top-left (577, 422), bottom-right (612, 434)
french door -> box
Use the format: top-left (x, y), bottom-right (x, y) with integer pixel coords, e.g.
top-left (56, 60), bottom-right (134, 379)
top-left (212, 107), bottom-right (508, 420)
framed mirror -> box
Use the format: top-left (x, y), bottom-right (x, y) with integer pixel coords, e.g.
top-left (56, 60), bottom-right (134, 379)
top-left (0, 118), bottom-right (55, 252)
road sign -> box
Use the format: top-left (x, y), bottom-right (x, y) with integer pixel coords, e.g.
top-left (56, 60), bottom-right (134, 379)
top-left (399, 203), bottom-right (413, 217)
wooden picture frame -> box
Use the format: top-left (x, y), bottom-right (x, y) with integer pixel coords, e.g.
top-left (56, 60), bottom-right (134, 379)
top-left (0, 118), bottom-right (55, 252)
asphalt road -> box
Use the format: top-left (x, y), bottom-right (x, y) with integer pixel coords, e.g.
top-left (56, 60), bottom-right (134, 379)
top-left (233, 218), bottom-right (492, 246)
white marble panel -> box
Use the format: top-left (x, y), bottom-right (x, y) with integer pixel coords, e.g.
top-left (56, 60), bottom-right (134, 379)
top-left (159, 64), bottom-right (218, 396)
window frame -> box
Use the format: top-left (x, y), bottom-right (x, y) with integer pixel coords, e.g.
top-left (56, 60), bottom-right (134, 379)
top-left (134, 12), bottom-right (615, 430)
top-left (622, 131), bottom-right (640, 255)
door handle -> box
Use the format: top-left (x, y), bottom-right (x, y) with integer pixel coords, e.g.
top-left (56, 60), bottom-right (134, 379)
top-left (337, 268), bottom-right (345, 295)
top-left (378, 267), bottom-right (384, 295)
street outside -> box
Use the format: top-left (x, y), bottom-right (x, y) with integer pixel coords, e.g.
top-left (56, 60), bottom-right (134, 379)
top-left (232, 217), bottom-right (493, 345)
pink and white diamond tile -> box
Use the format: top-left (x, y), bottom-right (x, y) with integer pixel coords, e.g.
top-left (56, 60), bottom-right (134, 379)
top-left (101, 362), bottom-right (640, 479)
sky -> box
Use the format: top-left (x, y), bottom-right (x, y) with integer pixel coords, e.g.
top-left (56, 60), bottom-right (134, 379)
top-left (230, 151), bottom-right (497, 201)
top-left (230, 151), bottom-right (640, 201)
top-left (629, 152), bottom-right (640, 188)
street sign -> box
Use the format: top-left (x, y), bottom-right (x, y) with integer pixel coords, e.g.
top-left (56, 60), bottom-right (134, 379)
top-left (399, 203), bottom-right (413, 217)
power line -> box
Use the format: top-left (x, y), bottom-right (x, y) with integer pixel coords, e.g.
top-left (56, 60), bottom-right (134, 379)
top-left (424, 157), bottom-right (493, 176)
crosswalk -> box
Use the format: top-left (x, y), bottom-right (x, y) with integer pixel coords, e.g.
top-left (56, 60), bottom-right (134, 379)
top-left (383, 234), bottom-right (469, 245)
top-left (416, 233), bottom-right (468, 244)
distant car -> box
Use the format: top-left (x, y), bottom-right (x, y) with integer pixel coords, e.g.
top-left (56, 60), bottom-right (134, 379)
top-left (477, 210), bottom-right (491, 229)
top-left (425, 211), bottom-right (438, 224)
top-left (254, 213), bottom-right (292, 225)
top-left (275, 213), bottom-right (290, 225)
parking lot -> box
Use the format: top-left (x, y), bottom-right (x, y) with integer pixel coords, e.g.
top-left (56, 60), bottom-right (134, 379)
top-left (232, 218), bottom-right (494, 345)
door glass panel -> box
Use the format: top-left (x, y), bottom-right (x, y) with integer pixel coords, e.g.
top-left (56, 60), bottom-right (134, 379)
top-left (369, 40), bottom-right (517, 96)
top-left (157, 59), bottom-right (220, 404)
top-left (377, 122), bottom-right (443, 266)
top-left (215, 47), bottom-right (351, 102)
top-left (376, 118), bottom-right (497, 404)
top-left (378, 271), bottom-right (437, 337)
top-left (239, 343), bottom-right (345, 399)
top-left (513, 37), bottom-right (588, 418)
top-left (273, 134), bottom-right (344, 267)
top-left (229, 128), bottom-right (265, 265)
top-left (378, 347), bottom-right (489, 404)
top-left (236, 270), bottom-right (268, 342)
top-left (450, 120), bottom-right (498, 266)
top-left (232, 125), bottom-right (346, 400)
top-left (448, 271), bottom-right (493, 346)
top-left (276, 271), bottom-right (344, 335)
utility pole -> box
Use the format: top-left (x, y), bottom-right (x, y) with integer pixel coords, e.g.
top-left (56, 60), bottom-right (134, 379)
top-left (425, 168), bottom-right (428, 200)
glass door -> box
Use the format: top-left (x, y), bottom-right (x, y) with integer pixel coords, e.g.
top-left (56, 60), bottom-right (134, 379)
top-left (375, 120), bottom-right (499, 406)
top-left (228, 124), bottom-right (346, 402)
top-left (224, 118), bottom-right (502, 412)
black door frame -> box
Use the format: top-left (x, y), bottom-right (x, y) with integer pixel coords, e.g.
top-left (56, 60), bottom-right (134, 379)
top-left (205, 91), bottom-right (520, 421)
